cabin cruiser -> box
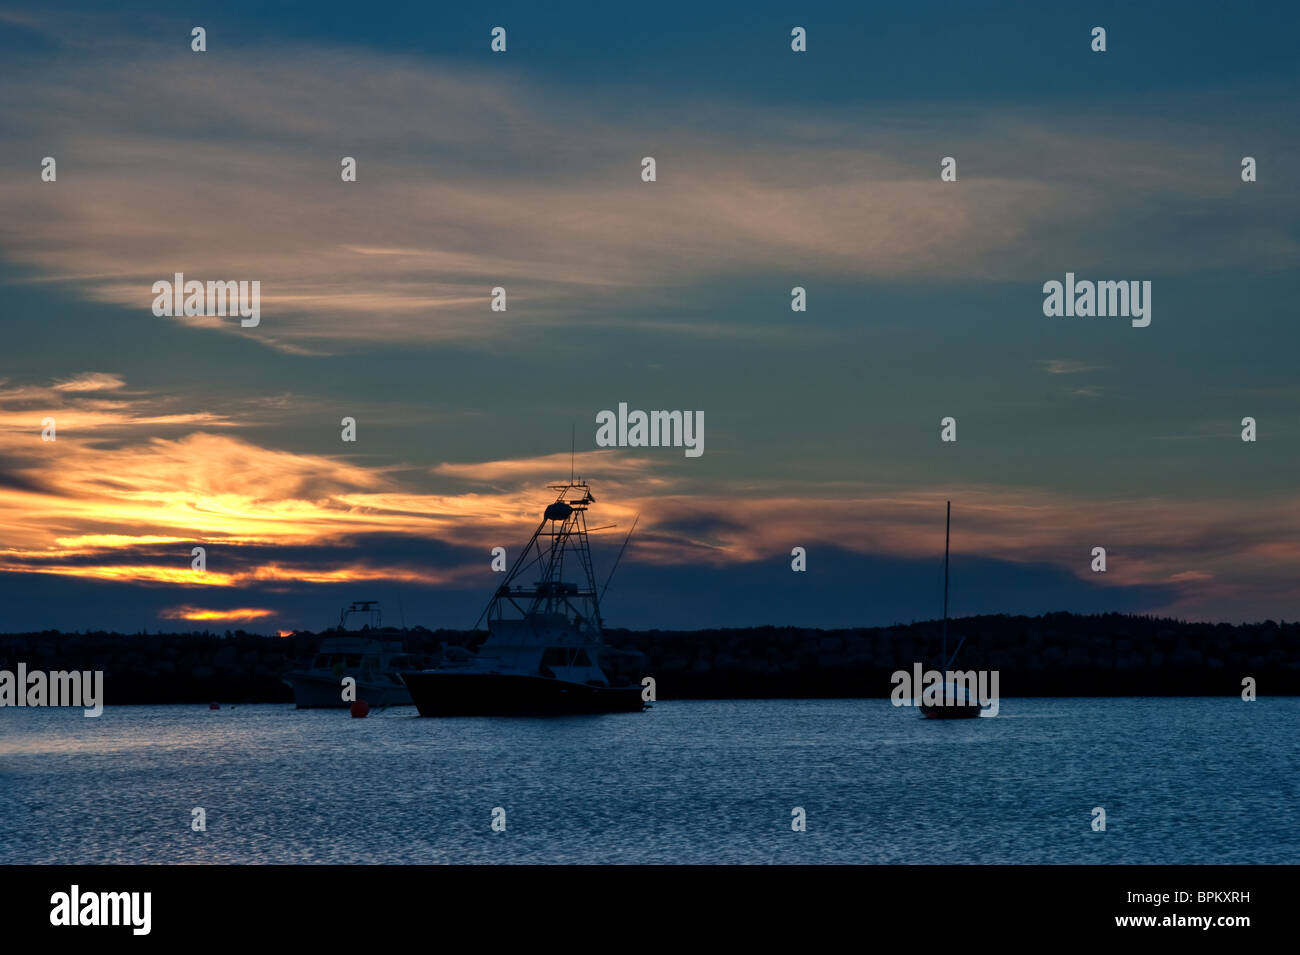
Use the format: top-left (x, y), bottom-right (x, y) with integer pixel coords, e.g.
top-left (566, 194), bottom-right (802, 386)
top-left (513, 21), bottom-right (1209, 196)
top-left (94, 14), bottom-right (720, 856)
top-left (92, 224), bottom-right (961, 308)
top-left (283, 601), bottom-right (429, 708)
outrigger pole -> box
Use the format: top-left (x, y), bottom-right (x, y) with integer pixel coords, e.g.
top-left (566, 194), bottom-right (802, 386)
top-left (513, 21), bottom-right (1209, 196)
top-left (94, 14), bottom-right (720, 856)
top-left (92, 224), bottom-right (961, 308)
top-left (600, 514), bottom-right (640, 604)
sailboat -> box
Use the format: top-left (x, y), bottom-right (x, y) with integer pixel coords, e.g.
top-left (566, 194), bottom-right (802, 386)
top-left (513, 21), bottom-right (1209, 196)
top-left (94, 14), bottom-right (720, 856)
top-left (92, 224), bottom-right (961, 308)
top-left (920, 501), bottom-right (982, 719)
top-left (399, 478), bottom-right (647, 716)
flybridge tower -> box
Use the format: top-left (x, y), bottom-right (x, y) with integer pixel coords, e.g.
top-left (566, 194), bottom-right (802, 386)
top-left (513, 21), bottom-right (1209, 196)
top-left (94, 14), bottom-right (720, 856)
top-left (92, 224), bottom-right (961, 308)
top-left (476, 480), bottom-right (606, 640)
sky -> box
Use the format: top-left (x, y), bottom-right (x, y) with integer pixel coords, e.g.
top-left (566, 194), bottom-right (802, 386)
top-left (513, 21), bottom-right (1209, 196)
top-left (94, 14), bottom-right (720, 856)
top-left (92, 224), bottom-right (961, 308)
top-left (0, 1), bottom-right (1296, 632)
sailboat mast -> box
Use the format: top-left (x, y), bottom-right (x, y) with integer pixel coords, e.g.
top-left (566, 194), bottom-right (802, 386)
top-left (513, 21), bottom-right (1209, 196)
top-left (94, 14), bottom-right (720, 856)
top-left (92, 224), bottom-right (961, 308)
top-left (942, 500), bottom-right (950, 666)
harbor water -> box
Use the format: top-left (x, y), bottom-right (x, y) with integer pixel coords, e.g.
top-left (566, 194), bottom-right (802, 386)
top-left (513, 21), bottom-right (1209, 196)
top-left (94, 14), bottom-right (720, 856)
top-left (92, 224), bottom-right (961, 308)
top-left (1, 698), bottom-right (1295, 864)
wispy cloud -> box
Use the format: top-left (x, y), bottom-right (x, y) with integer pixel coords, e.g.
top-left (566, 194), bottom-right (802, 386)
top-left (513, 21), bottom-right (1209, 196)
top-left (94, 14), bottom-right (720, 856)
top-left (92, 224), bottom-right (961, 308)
top-left (52, 372), bottom-right (127, 392)
top-left (1040, 360), bottom-right (1099, 375)
top-left (1, 41), bottom-right (1294, 351)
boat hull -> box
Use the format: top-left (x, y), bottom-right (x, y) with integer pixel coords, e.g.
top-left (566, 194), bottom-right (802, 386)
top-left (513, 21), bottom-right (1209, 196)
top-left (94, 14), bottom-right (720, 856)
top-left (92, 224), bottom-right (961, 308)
top-left (401, 670), bottom-right (645, 717)
top-left (283, 673), bottom-right (414, 708)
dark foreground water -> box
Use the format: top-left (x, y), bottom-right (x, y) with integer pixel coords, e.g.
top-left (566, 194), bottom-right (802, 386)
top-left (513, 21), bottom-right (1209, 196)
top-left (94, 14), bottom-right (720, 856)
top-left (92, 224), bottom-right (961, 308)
top-left (1, 698), bottom-right (1295, 864)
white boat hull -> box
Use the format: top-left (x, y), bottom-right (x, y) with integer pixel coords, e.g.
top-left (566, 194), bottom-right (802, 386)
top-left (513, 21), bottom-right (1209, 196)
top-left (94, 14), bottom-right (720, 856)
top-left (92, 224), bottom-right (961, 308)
top-left (282, 672), bottom-right (413, 708)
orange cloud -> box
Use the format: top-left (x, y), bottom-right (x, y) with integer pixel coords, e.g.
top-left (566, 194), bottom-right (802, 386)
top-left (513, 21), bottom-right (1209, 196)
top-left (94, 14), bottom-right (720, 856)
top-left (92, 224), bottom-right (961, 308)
top-left (0, 377), bottom-right (1295, 623)
top-left (160, 606), bottom-right (276, 622)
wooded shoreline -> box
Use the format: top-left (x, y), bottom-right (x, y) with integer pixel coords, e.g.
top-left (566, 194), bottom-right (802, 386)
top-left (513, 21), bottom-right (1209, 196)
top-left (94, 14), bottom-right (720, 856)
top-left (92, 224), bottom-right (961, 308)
top-left (2, 612), bottom-right (1296, 703)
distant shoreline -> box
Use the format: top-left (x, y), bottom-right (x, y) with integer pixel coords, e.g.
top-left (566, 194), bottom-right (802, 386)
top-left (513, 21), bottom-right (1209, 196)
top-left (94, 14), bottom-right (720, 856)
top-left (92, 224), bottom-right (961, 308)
top-left (3, 611), bottom-right (1297, 703)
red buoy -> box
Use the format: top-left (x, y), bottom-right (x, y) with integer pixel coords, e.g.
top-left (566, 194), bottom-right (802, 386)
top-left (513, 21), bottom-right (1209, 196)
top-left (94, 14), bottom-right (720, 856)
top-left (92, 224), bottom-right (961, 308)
top-left (350, 700), bottom-right (370, 718)
top-left (208, 702), bottom-right (220, 710)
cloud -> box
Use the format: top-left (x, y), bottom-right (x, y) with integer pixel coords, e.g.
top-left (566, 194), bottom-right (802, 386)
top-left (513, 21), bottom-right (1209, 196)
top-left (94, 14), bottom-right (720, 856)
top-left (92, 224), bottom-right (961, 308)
top-left (1, 41), bottom-right (1294, 351)
top-left (0, 375), bottom-right (1295, 623)
top-left (1040, 360), bottom-right (1099, 375)
top-left (0, 374), bottom-right (243, 441)
top-left (159, 605), bottom-right (276, 622)
top-left (52, 372), bottom-right (126, 392)
top-left (433, 450), bottom-right (661, 485)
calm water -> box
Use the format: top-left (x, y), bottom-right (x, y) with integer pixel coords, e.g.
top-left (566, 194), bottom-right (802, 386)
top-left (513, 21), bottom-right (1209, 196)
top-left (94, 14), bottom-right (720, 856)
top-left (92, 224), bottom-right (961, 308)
top-left (1, 698), bottom-right (1295, 864)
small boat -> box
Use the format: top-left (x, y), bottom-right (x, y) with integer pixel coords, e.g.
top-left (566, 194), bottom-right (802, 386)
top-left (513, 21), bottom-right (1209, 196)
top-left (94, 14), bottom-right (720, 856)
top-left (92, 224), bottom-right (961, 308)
top-left (921, 501), bottom-right (982, 719)
top-left (283, 601), bottom-right (430, 708)
top-left (401, 479), bottom-right (647, 716)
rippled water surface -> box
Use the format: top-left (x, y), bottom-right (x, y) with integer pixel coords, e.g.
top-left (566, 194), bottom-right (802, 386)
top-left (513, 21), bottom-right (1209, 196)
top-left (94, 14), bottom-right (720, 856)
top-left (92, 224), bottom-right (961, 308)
top-left (1, 698), bottom-right (1295, 863)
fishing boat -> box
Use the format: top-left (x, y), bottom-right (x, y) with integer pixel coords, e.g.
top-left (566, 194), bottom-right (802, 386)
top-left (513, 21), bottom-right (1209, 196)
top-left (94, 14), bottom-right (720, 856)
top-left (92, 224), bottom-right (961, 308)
top-left (283, 601), bottom-right (430, 708)
top-left (921, 502), bottom-right (982, 719)
top-left (400, 479), bottom-right (647, 716)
